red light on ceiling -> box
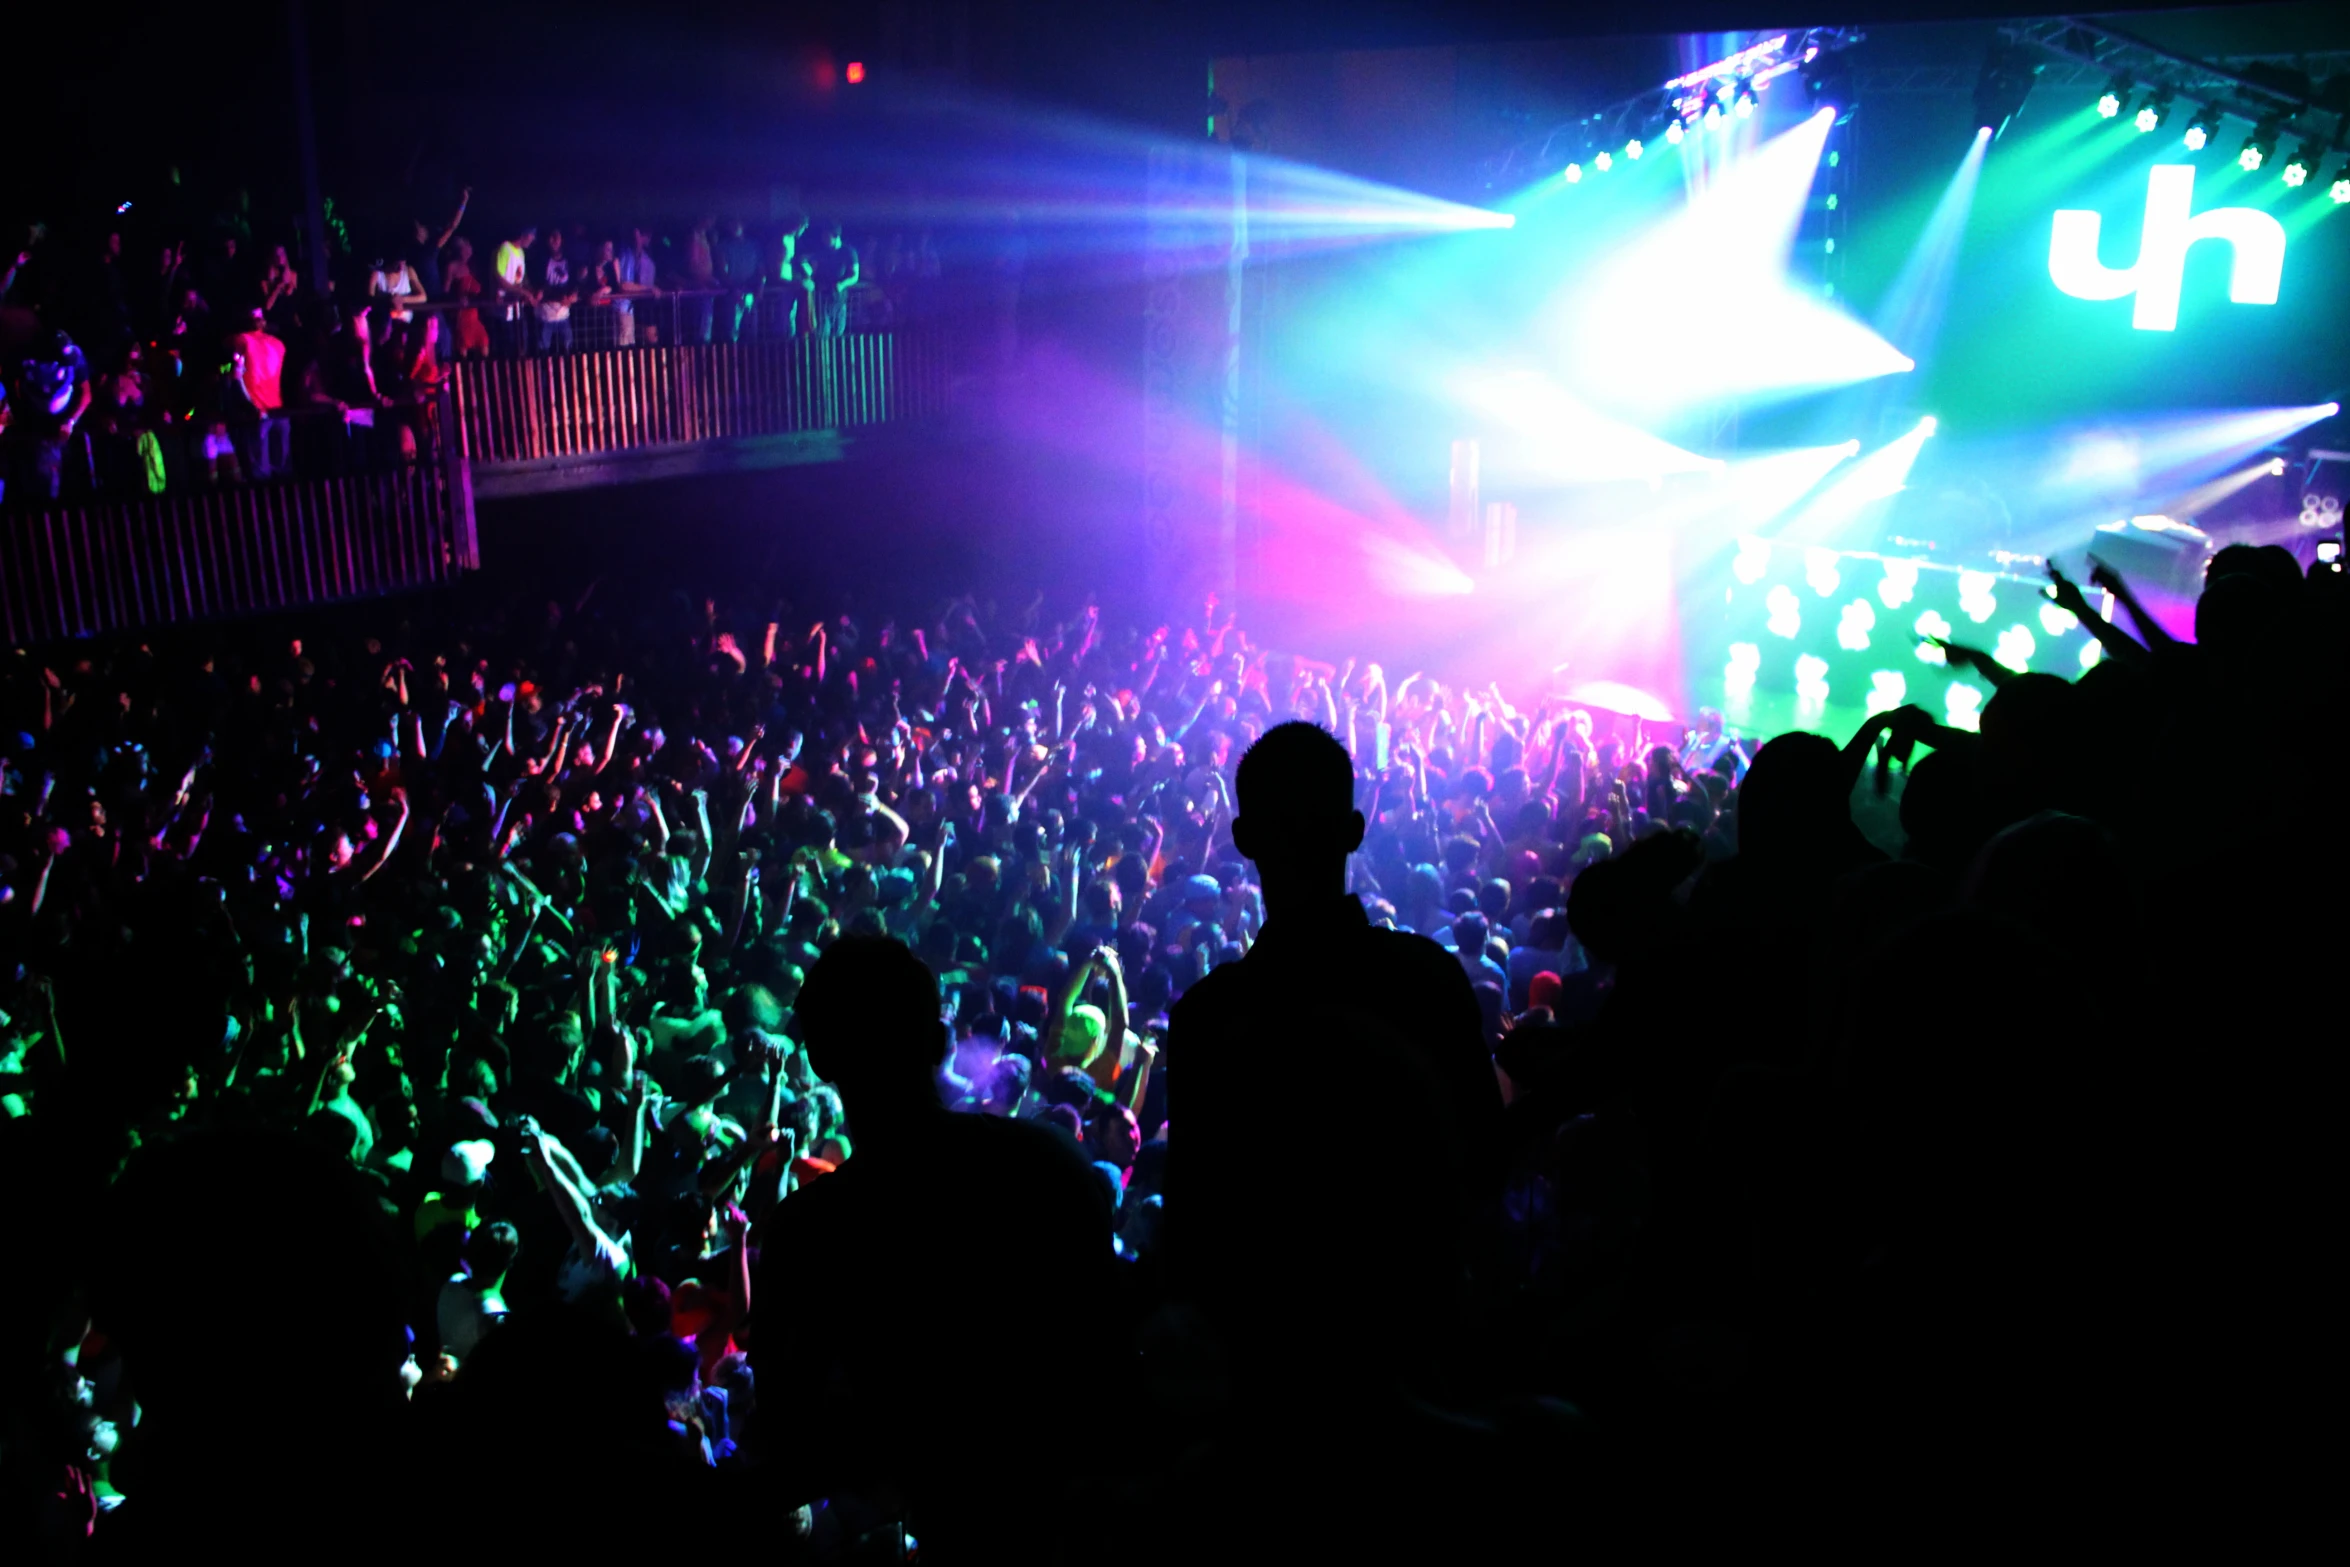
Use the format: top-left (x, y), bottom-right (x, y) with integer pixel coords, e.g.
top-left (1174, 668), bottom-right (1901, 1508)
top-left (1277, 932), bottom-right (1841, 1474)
top-left (845, 61), bottom-right (866, 84)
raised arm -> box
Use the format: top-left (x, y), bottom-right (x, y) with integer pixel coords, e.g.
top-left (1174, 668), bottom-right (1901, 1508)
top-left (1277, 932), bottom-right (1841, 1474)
top-left (1929, 637), bottom-right (2017, 691)
top-left (2048, 563), bottom-right (2149, 667)
top-left (350, 789), bottom-right (411, 884)
top-left (1123, 1039), bottom-right (1157, 1120)
top-left (1097, 946), bottom-right (1129, 1081)
top-left (521, 1122), bottom-right (611, 1262)
top-left (434, 186), bottom-right (472, 252)
top-left (2089, 560), bottom-right (2178, 651)
top-left (1048, 951), bottom-right (1100, 1066)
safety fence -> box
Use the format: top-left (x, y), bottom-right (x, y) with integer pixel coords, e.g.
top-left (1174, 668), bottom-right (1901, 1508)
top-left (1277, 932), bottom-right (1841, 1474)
top-left (2, 460), bottom-right (471, 646)
top-left (448, 333), bottom-right (948, 467)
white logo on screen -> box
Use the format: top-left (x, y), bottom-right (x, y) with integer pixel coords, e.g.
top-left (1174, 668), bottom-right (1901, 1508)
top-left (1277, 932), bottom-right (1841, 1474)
top-left (2049, 164), bottom-right (2285, 331)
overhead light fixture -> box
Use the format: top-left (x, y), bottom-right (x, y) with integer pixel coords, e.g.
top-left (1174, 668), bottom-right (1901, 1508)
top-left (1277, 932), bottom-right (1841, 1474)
top-left (2331, 163), bottom-right (2350, 204)
top-left (1803, 53), bottom-right (1854, 124)
top-left (1665, 118), bottom-right (1686, 145)
top-left (2096, 74), bottom-right (2129, 119)
top-left (1703, 101), bottom-right (1724, 127)
top-left (1564, 162), bottom-right (1583, 183)
top-left (2133, 89), bottom-right (2173, 133)
top-left (1971, 37), bottom-right (2044, 138)
top-left (2239, 119), bottom-right (2280, 172)
top-left (1625, 137), bottom-right (1644, 160)
top-left (1733, 83), bottom-right (1758, 118)
top-left (2182, 107), bottom-right (2216, 151)
top-left (1594, 149), bottom-right (1614, 172)
top-left (2279, 144), bottom-right (2313, 187)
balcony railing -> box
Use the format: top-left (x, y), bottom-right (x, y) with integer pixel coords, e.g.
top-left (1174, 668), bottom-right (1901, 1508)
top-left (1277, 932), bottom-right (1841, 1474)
top-left (4, 331), bottom-right (943, 645)
top-left (2, 459), bottom-right (472, 646)
top-left (449, 333), bottom-right (948, 470)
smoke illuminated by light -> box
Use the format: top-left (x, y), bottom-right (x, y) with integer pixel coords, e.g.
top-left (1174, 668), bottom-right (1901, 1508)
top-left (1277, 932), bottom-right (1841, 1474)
top-left (1548, 109), bottom-right (1913, 420)
top-left (2159, 454), bottom-right (2297, 519)
top-left (2031, 405), bottom-right (2343, 524)
top-left (1446, 369), bottom-right (1719, 483)
top-left (1775, 416), bottom-right (1939, 543)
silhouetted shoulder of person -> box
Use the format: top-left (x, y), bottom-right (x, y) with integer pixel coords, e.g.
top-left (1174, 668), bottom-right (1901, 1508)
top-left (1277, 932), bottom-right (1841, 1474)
top-left (1173, 896), bottom-right (1501, 1179)
top-left (747, 937), bottom-right (1114, 1557)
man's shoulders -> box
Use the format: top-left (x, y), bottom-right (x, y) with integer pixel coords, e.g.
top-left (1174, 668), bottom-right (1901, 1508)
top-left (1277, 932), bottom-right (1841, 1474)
top-left (1361, 921), bottom-right (1470, 971)
top-left (1169, 959), bottom-right (1251, 1023)
top-left (937, 1109), bottom-right (1095, 1176)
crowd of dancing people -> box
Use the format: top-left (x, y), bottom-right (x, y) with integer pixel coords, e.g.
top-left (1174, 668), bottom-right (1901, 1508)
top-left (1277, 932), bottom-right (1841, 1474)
top-left (0, 534), bottom-right (2340, 1556)
top-left (0, 201), bottom-right (939, 505)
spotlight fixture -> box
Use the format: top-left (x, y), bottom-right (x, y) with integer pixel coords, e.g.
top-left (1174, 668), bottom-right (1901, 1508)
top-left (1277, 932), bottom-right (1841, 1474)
top-left (2182, 107), bottom-right (2215, 151)
top-left (1733, 83), bottom-right (1757, 118)
top-left (2331, 163), bottom-right (2350, 204)
top-left (1665, 118), bottom-right (1686, 145)
top-left (2279, 145), bottom-right (2313, 187)
top-left (1564, 162), bottom-right (1583, 184)
top-left (1971, 38), bottom-right (2044, 138)
top-left (1803, 53), bottom-right (1854, 124)
top-left (2133, 89), bottom-right (2172, 133)
top-left (1626, 137), bottom-right (1644, 160)
top-left (1594, 149), bottom-right (1614, 172)
top-left (1703, 101), bottom-right (1724, 127)
top-left (2096, 74), bottom-right (2128, 119)
top-left (2238, 119), bottom-right (2280, 172)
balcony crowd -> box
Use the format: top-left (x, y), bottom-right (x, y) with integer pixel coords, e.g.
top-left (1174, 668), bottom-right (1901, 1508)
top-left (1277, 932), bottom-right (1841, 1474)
top-left (0, 200), bottom-right (941, 507)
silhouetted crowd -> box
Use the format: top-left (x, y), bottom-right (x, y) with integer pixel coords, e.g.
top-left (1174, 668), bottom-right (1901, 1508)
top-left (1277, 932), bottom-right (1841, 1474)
top-left (0, 538), bottom-right (2339, 1557)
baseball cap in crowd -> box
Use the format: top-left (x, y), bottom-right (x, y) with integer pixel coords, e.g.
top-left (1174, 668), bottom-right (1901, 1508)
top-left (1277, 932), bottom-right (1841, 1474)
top-left (1182, 873), bottom-right (1221, 904)
top-left (1573, 834), bottom-right (1612, 869)
top-left (441, 1139), bottom-right (496, 1187)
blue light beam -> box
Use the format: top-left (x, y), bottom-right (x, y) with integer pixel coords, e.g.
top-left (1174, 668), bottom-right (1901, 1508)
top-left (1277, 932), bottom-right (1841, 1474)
top-left (1873, 127), bottom-right (1991, 373)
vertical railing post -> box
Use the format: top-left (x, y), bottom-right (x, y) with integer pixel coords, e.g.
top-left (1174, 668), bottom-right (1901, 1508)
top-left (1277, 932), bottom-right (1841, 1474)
top-left (439, 379), bottom-right (477, 569)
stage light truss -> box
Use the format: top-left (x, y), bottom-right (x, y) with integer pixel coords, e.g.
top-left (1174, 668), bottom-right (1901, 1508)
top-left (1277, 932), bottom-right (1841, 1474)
top-left (1483, 27), bottom-right (1867, 188)
top-left (1990, 18), bottom-right (2349, 191)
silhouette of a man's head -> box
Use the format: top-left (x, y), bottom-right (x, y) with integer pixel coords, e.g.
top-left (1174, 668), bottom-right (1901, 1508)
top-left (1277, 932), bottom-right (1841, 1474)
top-left (794, 936), bottom-right (946, 1108)
top-left (1232, 722), bottom-right (1364, 887)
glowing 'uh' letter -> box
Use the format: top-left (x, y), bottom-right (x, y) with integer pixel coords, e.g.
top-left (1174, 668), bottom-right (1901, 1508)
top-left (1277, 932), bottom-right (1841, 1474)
top-left (2049, 164), bottom-right (2285, 331)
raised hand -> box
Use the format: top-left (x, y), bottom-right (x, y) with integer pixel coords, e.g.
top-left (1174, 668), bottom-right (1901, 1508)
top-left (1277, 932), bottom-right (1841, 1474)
top-left (2045, 562), bottom-right (2094, 619)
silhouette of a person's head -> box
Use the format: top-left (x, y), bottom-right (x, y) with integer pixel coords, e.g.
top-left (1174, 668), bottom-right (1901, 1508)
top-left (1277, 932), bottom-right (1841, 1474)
top-left (793, 935), bottom-right (947, 1119)
top-left (1231, 721), bottom-right (1364, 910)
